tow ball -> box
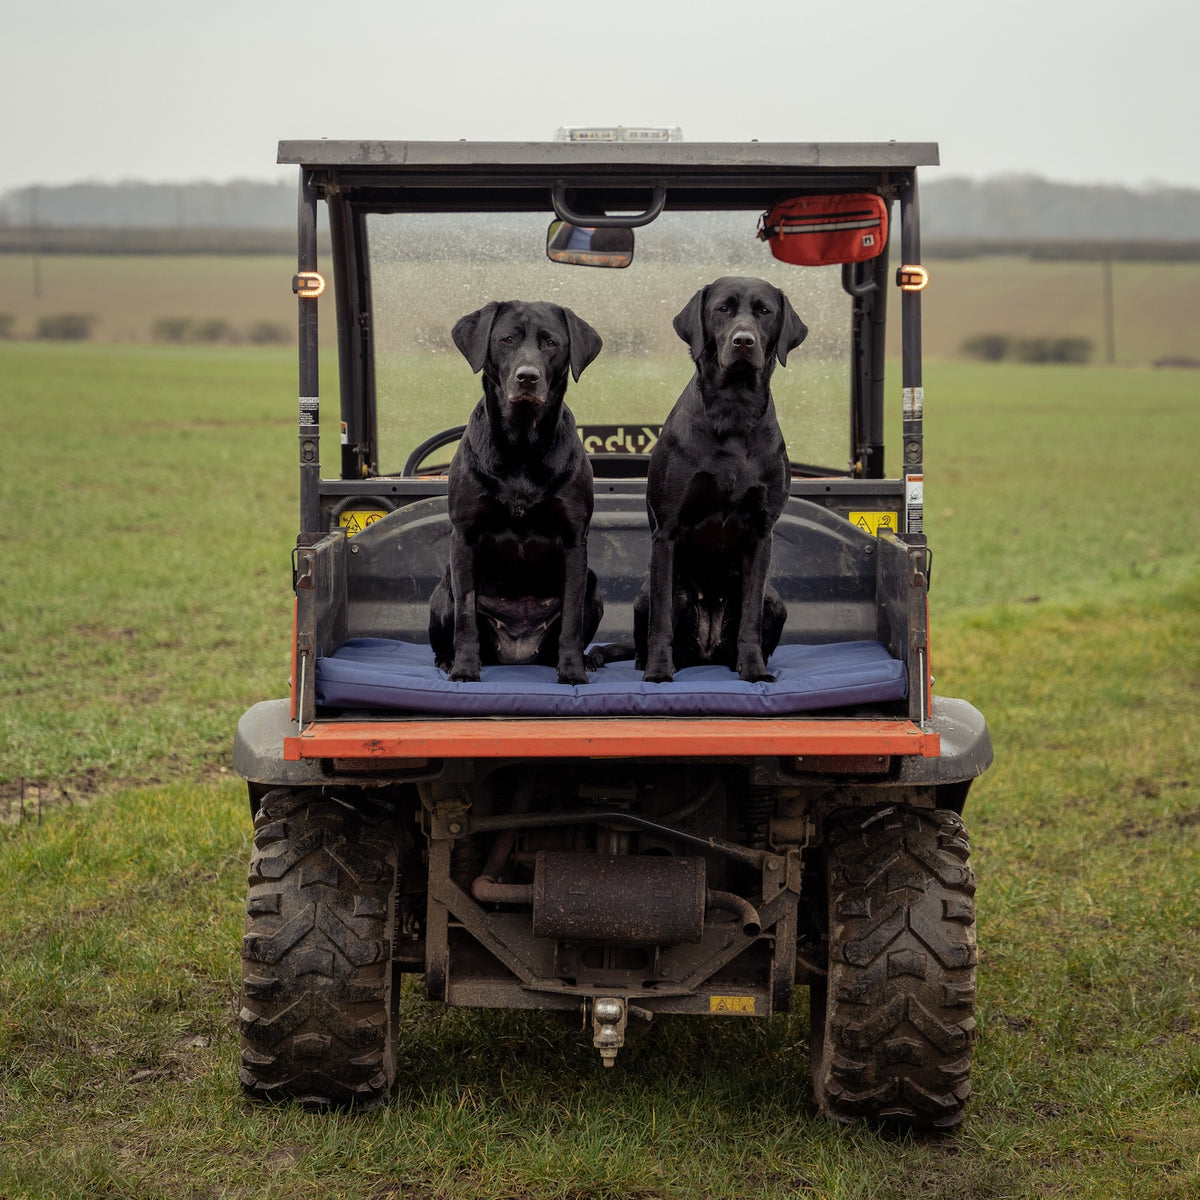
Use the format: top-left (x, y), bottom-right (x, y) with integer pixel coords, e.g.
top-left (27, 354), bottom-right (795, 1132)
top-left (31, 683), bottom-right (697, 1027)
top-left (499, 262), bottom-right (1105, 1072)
top-left (590, 997), bottom-right (654, 1067)
top-left (591, 997), bottom-right (627, 1067)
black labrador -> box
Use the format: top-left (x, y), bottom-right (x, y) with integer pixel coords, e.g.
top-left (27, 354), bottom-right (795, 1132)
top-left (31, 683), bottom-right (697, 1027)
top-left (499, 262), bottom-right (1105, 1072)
top-left (635, 276), bottom-right (808, 682)
top-left (429, 300), bottom-right (604, 684)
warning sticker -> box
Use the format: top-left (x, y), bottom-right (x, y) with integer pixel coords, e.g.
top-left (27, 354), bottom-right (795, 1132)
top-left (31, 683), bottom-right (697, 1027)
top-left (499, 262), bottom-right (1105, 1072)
top-left (905, 474), bottom-right (924, 535)
top-left (709, 995), bottom-right (756, 1015)
top-left (848, 511), bottom-right (898, 536)
top-left (338, 509), bottom-right (388, 537)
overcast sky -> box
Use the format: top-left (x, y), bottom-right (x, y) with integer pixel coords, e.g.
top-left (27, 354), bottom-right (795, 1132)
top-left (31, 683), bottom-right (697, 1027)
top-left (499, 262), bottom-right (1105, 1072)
top-left (4, 0), bottom-right (1197, 194)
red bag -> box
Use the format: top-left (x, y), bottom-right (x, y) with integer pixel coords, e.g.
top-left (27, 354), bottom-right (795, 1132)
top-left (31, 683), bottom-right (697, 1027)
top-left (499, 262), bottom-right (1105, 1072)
top-left (758, 193), bottom-right (889, 266)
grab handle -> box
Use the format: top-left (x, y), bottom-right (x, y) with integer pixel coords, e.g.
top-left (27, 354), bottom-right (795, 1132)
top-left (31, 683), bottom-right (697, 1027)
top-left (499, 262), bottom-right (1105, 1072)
top-left (551, 181), bottom-right (666, 228)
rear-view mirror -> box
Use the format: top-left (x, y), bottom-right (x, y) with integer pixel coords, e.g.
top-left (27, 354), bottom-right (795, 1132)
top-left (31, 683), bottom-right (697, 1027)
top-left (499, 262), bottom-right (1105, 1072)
top-left (546, 220), bottom-right (634, 268)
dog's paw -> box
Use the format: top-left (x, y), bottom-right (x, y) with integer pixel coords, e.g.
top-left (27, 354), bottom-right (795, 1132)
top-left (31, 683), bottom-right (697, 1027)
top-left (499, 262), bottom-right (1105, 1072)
top-left (738, 656), bottom-right (776, 683)
top-left (740, 670), bottom-right (776, 684)
top-left (737, 652), bottom-right (774, 683)
top-left (448, 657), bottom-right (481, 682)
top-left (556, 658), bottom-right (589, 685)
top-left (585, 641), bottom-right (635, 671)
top-left (643, 650), bottom-right (675, 683)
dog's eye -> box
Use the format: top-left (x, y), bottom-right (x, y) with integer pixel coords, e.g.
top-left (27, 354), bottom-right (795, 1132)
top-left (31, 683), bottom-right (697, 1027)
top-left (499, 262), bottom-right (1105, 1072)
top-left (715, 303), bottom-right (730, 313)
top-left (542, 337), bottom-right (556, 348)
top-left (500, 335), bottom-right (515, 345)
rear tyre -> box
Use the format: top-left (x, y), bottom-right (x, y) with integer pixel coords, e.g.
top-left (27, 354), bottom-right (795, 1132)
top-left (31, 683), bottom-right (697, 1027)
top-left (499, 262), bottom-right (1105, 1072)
top-left (239, 788), bottom-right (399, 1108)
top-left (812, 806), bottom-right (977, 1131)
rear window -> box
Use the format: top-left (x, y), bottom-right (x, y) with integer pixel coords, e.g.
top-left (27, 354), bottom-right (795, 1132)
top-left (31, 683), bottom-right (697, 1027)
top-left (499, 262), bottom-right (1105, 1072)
top-left (364, 210), bottom-right (855, 475)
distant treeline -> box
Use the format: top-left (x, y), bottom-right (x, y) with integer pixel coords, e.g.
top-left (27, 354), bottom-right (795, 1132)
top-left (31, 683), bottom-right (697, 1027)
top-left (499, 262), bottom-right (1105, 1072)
top-left (925, 238), bottom-right (1200, 262)
top-left (0, 226), bottom-right (304, 255)
top-left (0, 180), bottom-right (295, 230)
top-left (4, 174), bottom-right (1200, 254)
top-left (922, 175), bottom-right (1200, 241)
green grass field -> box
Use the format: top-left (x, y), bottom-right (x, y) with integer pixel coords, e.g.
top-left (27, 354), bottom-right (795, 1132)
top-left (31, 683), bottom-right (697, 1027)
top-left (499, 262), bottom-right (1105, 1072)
top-left (0, 254), bottom-right (300, 346)
top-left (1, 342), bottom-right (1198, 1199)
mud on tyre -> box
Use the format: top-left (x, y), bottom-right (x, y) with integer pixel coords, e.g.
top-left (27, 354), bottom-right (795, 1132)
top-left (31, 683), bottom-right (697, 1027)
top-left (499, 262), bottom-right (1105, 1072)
top-left (811, 805), bottom-right (978, 1130)
top-left (239, 788), bottom-right (399, 1108)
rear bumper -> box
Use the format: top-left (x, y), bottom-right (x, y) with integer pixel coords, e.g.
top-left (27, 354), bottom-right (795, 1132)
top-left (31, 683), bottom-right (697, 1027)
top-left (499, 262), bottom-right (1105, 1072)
top-left (234, 695), bottom-right (990, 788)
top-left (283, 714), bottom-right (940, 762)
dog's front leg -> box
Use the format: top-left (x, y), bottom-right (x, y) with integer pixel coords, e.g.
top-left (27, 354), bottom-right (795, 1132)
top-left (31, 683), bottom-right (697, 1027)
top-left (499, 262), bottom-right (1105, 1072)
top-left (555, 541), bottom-right (589, 685)
top-left (642, 530), bottom-right (677, 682)
top-left (736, 537), bottom-right (776, 683)
top-left (447, 532), bottom-right (482, 682)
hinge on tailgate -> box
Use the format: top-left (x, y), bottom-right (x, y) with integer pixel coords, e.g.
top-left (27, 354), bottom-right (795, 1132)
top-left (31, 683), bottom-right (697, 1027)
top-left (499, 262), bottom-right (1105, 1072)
top-left (910, 545), bottom-right (932, 591)
top-left (292, 546), bottom-right (315, 591)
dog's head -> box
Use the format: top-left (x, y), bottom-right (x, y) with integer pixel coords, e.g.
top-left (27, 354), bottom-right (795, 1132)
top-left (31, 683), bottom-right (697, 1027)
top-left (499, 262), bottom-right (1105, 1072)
top-left (452, 301), bottom-right (602, 427)
top-left (673, 277), bottom-right (807, 376)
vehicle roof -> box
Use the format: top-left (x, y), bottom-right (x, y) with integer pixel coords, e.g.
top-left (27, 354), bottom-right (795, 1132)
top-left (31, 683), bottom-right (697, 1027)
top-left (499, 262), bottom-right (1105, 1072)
top-left (278, 140), bottom-right (939, 172)
top-left (278, 141), bottom-right (938, 212)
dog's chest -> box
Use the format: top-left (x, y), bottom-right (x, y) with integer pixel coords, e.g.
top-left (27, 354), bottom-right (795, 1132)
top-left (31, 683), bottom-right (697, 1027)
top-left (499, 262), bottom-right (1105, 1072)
top-left (472, 484), bottom-right (567, 567)
top-left (494, 477), bottom-right (545, 522)
top-left (684, 507), bottom-right (755, 555)
top-left (676, 454), bottom-right (777, 542)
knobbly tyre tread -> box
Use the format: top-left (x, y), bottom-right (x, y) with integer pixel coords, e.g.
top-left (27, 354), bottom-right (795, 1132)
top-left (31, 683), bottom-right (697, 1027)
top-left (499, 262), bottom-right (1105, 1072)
top-left (812, 805), bottom-right (977, 1131)
top-left (239, 788), bottom-right (399, 1109)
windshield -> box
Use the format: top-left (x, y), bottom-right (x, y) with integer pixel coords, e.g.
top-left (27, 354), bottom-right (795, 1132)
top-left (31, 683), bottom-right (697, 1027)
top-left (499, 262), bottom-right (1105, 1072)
top-left (364, 210), bottom-right (854, 474)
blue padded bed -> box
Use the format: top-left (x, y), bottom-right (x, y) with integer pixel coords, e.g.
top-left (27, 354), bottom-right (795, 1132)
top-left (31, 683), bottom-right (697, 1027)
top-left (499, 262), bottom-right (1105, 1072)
top-left (315, 639), bottom-right (907, 717)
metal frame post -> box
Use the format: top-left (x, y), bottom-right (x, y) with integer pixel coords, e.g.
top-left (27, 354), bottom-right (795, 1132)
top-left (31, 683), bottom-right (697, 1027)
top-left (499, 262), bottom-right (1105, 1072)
top-left (899, 174), bottom-right (926, 544)
top-left (296, 170), bottom-right (321, 542)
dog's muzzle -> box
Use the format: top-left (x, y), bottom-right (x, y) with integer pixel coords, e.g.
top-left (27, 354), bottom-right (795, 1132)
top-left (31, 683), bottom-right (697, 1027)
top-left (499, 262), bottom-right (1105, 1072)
top-left (506, 365), bottom-right (547, 408)
top-left (720, 331), bottom-right (765, 371)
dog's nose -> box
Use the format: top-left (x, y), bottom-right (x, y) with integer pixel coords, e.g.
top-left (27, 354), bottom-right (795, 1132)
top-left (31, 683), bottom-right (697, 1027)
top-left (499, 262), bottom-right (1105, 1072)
top-left (515, 365), bottom-right (541, 386)
top-left (732, 330), bottom-right (757, 349)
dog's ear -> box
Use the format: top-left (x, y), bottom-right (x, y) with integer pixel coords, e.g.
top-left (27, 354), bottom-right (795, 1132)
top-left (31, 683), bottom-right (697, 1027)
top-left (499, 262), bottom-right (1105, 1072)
top-left (561, 307), bottom-right (603, 382)
top-left (672, 285), bottom-right (709, 361)
top-left (451, 302), bottom-right (500, 374)
top-left (774, 290), bottom-right (808, 366)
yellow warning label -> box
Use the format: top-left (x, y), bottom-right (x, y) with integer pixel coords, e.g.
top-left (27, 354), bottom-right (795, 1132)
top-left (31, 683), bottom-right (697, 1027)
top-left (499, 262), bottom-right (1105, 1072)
top-left (337, 509), bottom-right (388, 537)
top-left (709, 995), bottom-right (756, 1015)
top-left (848, 511), bottom-right (898, 536)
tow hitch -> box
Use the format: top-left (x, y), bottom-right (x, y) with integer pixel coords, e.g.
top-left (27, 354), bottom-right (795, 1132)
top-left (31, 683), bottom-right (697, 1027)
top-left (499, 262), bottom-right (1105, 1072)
top-left (592, 997), bottom-right (655, 1067)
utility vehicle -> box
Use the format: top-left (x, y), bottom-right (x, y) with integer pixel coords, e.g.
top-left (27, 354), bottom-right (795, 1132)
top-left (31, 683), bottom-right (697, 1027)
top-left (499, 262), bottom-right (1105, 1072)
top-left (233, 138), bottom-right (993, 1130)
